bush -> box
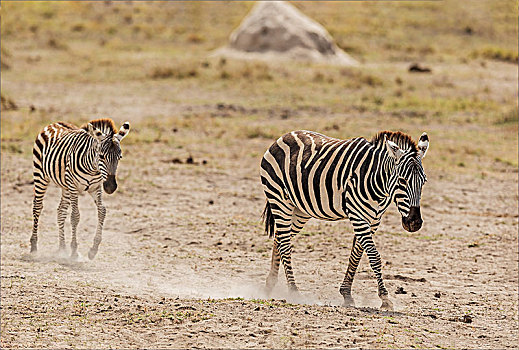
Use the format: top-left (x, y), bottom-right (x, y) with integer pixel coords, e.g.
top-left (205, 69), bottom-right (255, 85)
top-left (472, 47), bottom-right (518, 64)
top-left (148, 64), bottom-right (198, 79)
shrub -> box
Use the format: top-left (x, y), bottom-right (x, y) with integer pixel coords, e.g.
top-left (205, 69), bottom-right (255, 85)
top-left (472, 47), bottom-right (518, 64)
top-left (149, 64), bottom-right (198, 79)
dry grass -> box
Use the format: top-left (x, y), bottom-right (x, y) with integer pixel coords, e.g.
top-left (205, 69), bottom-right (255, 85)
top-left (471, 47), bottom-right (519, 63)
top-left (2, 1), bottom-right (517, 62)
top-left (1, 1), bottom-right (517, 174)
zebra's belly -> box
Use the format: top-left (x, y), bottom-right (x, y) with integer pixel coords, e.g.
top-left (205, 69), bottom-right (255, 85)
top-left (291, 187), bottom-right (348, 221)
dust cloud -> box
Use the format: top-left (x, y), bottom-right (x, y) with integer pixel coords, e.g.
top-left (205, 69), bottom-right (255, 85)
top-left (23, 249), bottom-right (351, 306)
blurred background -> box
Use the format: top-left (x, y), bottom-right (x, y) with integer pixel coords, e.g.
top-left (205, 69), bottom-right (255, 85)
top-left (1, 1), bottom-right (517, 173)
top-left (1, 1), bottom-right (517, 174)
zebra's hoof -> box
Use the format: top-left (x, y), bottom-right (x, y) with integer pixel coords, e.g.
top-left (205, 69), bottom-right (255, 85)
top-left (88, 249), bottom-right (97, 260)
top-left (265, 277), bottom-right (277, 295)
top-left (57, 248), bottom-right (68, 259)
top-left (342, 295), bottom-right (355, 308)
top-left (263, 285), bottom-right (274, 297)
top-left (288, 285), bottom-right (300, 294)
top-left (286, 287), bottom-right (304, 303)
top-left (380, 298), bottom-right (394, 311)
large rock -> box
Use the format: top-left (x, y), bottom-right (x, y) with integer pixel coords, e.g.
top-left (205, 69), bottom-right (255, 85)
top-left (213, 1), bottom-right (358, 66)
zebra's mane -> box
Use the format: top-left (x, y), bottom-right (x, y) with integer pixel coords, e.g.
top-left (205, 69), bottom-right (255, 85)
top-left (81, 118), bottom-right (117, 136)
top-left (370, 131), bottom-right (418, 153)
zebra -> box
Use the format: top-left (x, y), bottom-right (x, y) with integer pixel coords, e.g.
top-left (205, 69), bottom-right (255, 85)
top-left (260, 130), bottom-right (429, 310)
top-left (30, 118), bottom-right (130, 260)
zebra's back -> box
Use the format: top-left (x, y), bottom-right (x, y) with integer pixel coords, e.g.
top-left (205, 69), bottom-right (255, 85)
top-left (260, 130), bottom-right (377, 221)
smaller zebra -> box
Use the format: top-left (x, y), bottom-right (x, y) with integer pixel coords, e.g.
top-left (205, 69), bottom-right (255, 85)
top-left (31, 118), bottom-right (130, 259)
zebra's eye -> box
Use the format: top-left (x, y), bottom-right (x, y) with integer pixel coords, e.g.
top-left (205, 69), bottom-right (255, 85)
top-left (99, 154), bottom-right (105, 160)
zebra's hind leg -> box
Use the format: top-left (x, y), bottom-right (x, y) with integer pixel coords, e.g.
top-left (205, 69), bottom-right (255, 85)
top-left (285, 208), bottom-right (310, 294)
top-left (339, 235), bottom-right (364, 307)
top-left (69, 190), bottom-right (80, 259)
top-left (87, 186), bottom-right (106, 260)
top-left (277, 232), bottom-right (298, 294)
top-left (57, 189), bottom-right (71, 252)
top-left (265, 208), bottom-right (310, 294)
top-left (31, 176), bottom-right (50, 253)
top-left (267, 201), bottom-right (300, 294)
top-left (265, 239), bottom-right (280, 293)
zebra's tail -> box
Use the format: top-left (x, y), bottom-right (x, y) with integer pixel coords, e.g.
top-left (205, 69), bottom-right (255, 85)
top-left (261, 200), bottom-right (275, 239)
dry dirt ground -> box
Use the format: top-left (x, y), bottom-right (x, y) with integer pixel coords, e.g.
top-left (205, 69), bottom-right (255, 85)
top-left (1, 105), bottom-right (518, 348)
top-left (1, 2), bottom-right (518, 345)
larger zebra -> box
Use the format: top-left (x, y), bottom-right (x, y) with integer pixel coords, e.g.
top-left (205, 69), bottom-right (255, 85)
top-left (31, 118), bottom-right (130, 259)
top-left (260, 130), bottom-right (429, 310)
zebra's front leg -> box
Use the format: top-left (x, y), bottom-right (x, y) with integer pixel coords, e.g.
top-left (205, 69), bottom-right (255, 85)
top-left (265, 239), bottom-right (280, 294)
top-left (69, 190), bottom-right (80, 259)
top-left (355, 232), bottom-right (393, 310)
top-left (88, 187), bottom-right (106, 260)
top-left (57, 189), bottom-right (71, 252)
top-left (339, 235), bottom-right (364, 307)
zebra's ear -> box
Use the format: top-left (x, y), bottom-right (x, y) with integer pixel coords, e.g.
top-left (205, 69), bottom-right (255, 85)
top-left (417, 132), bottom-right (429, 159)
top-left (113, 121), bottom-right (131, 143)
top-left (386, 138), bottom-right (403, 161)
top-left (87, 123), bottom-right (104, 141)
top-left (87, 123), bottom-right (95, 135)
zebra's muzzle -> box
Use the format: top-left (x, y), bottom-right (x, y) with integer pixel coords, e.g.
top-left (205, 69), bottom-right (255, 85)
top-left (402, 206), bottom-right (422, 232)
top-left (103, 175), bottom-right (117, 194)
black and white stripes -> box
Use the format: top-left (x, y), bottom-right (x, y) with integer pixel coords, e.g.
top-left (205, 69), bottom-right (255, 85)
top-left (260, 130), bottom-right (429, 309)
top-left (30, 118), bottom-right (130, 259)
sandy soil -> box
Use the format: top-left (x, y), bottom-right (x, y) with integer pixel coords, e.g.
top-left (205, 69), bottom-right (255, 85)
top-left (1, 119), bottom-right (517, 348)
top-left (2, 1), bottom-right (518, 347)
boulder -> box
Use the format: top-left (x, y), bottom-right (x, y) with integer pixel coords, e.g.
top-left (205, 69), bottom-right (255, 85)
top-left (213, 1), bottom-right (358, 66)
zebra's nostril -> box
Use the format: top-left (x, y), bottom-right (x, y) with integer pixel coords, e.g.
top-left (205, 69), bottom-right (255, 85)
top-left (103, 183), bottom-right (117, 194)
top-left (410, 221), bottom-right (422, 232)
top-left (402, 216), bottom-right (422, 232)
